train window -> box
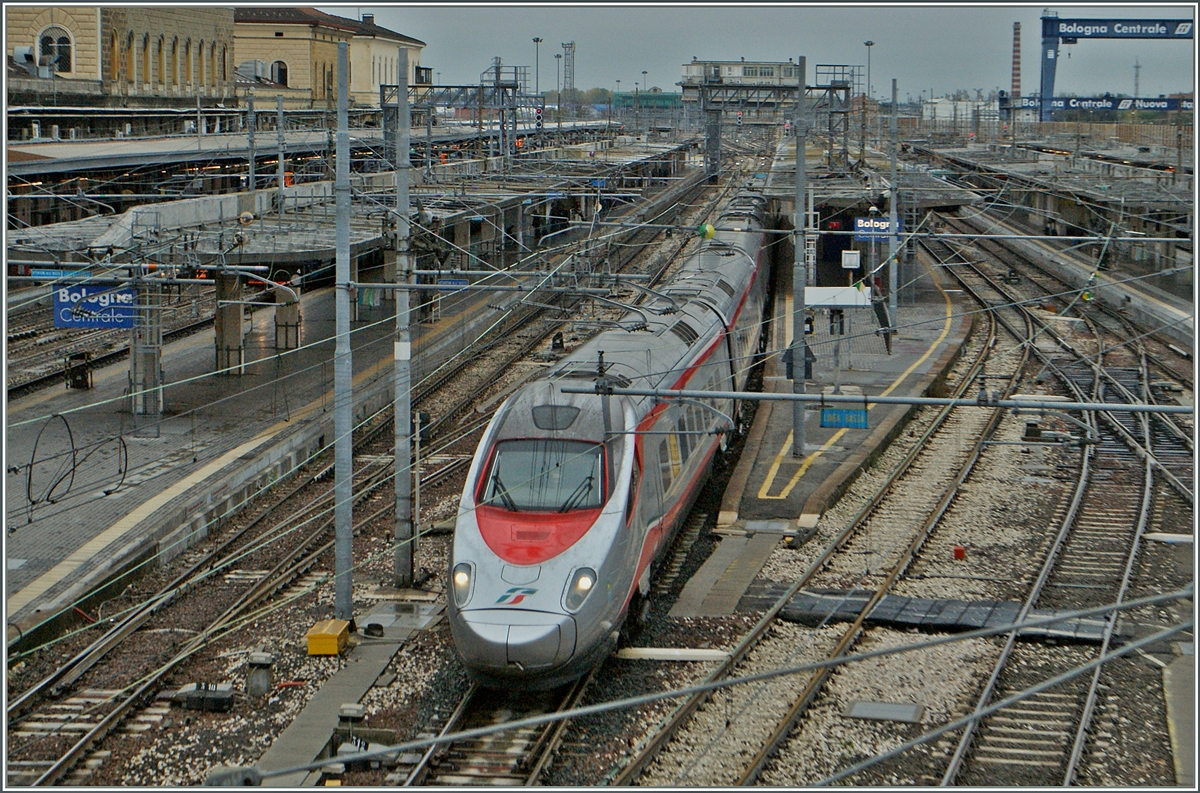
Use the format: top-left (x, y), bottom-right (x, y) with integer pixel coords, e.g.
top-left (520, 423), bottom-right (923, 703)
top-left (480, 439), bottom-right (603, 512)
top-left (676, 413), bottom-right (691, 460)
top-left (531, 404), bottom-right (580, 430)
top-left (658, 438), bottom-right (673, 494)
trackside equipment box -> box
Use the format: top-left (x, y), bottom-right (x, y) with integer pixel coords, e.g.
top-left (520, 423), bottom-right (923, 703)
top-left (307, 619), bottom-right (350, 655)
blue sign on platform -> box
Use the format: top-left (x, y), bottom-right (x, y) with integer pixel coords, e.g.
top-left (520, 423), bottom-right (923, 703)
top-left (1020, 96), bottom-right (1194, 111)
top-left (820, 407), bottom-right (869, 429)
top-left (1046, 18), bottom-right (1193, 39)
top-left (437, 278), bottom-right (469, 292)
top-left (53, 283), bottom-right (137, 329)
top-left (854, 217), bottom-right (902, 241)
top-left (33, 269), bottom-right (92, 280)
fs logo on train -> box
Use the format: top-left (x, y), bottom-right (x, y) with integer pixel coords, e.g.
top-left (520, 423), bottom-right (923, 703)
top-left (495, 587), bottom-right (538, 605)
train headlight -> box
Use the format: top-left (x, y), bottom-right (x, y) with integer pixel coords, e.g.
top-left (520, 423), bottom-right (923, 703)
top-left (452, 562), bottom-right (474, 608)
top-left (563, 567), bottom-right (597, 613)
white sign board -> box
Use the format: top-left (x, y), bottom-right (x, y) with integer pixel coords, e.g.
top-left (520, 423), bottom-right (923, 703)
top-left (841, 250), bottom-right (861, 270)
top-left (804, 286), bottom-right (872, 308)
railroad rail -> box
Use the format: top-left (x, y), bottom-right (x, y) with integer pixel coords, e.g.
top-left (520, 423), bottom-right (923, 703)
top-left (921, 228), bottom-right (1189, 786)
top-left (403, 674), bottom-right (593, 785)
top-left (614, 264), bottom-right (1032, 785)
top-left (5, 172), bottom-right (719, 787)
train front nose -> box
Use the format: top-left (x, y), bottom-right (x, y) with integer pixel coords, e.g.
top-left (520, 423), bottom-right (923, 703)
top-left (453, 609), bottom-right (577, 671)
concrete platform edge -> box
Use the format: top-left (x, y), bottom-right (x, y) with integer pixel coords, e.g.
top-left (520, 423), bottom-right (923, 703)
top-left (6, 373), bottom-right (398, 651)
top-left (800, 306), bottom-right (975, 520)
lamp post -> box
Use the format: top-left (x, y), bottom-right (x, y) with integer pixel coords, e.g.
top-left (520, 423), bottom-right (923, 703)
top-left (532, 37), bottom-right (542, 95)
top-left (554, 53), bottom-right (562, 140)
top-left (863, 40), bottom-right (874, 156)
top-left (634, 81), bottom-right (639, 137)
top-left (642, 70), bottom-right (649, 130)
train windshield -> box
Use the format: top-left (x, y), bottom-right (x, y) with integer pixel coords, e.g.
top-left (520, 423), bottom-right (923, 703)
top-left (481, 439), bottom-right (604, 512)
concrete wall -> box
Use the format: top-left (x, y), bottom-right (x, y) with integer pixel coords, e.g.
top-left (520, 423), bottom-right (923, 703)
top-left (90, 182), bottom-right (334, 251)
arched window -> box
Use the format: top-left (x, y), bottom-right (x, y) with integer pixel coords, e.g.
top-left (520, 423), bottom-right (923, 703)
top-left (38, 25), bottom-right (72, 73)
top-left (170, 38), bottom-right (178, 86)
top-left (271, 60), bottom-right (288, 86)
top-left (125, 31), bottom-right (134, 83)
top-left (156, 37), bottom-right (164, 85)
top-left (208, 43), bottom-right (216, 87)
top-left (109, 31), bottom-right (118, 82)
top-left (183, 39), bottom-right (191, 85)
top-left (141, 33), bottom-right (149, 85)
top-left (197, 40), bottom-right (205, 86)
top-left (219, 45), bottom-right (226, 82)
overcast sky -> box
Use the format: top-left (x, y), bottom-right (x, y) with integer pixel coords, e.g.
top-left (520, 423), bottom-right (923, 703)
top-left (318, 3), bottom-right (1195, 100)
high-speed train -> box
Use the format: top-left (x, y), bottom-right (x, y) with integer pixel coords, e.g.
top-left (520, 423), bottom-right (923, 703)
top-left (447, 189), bottom-right (771, 689)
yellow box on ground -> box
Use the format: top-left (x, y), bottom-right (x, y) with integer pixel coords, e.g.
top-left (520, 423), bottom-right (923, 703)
top-left (306, 619), bottom-right (350, 656)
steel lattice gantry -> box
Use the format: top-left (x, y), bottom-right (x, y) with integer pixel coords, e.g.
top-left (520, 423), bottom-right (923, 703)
top-left (380, 77), bottom-right (545, 167)
top-left (812, 64), bottom-right (861, 173)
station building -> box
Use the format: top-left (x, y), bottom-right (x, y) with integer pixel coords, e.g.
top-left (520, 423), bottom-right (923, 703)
top-left (5, 6), bottom-right (428, 121)
top-left (6, 5), bottom-right (236, 107)
top-left (233, 7), bottom-right (427, 109)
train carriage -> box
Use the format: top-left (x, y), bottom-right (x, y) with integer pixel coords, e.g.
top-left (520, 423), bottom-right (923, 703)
top-left (447, 189), bottom-right (771, 689)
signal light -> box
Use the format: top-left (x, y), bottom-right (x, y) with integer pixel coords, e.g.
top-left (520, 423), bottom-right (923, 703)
top-left (696, 223), bottom-right (716, 239)
top-left (535, 108), bottom-right (543, 129)
top-left (736, 110), bottom-right (743, 126)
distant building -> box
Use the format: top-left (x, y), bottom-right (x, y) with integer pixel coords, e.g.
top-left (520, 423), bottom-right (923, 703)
top-left (233, 7), bottom-right (426, 109)
top-left (6, 6), bottom-right (235, 106)
top-left (614, 88), bottom-right (681, 109)
top-left (678, 57), bottom-right (804, 118)
top-left (680, 58), bottom-right (804, 96)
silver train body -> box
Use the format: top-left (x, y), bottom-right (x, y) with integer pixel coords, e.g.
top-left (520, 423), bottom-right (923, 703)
top-left (448, 190), bottom-right (771, 689)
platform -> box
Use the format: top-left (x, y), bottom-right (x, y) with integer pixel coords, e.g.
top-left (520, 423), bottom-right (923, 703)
top-left (670, 272), bottom-right (971, 620)
top-left (4, 284), bottom-right (500, 642)
top-left (723, 283), bottom-right (970, 531)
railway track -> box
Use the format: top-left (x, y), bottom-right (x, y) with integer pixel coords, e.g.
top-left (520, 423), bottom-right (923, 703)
top-left (937, 213), bottom-right (1192, 504)
top-left (949, 209), bottom-right (1193, 390)
top-left (910, 223), bottom-right (1191, 786)
top-left (617, 261), bottom-right (1034, 785)
top-left (402, 675), bottom-right (593, 785)
top-left (5, 176), bottom-right (720, 787)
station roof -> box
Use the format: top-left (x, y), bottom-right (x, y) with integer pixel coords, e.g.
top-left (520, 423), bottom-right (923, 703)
top-left (761, 140), bottom-right (980, 210)
top-left (6, 122), bottom-right (611, 178)
top-left (8, 140), bottom-right (684, 264)
top-left (935, 145), bottom-right (1191, 209)
top-left (234, 7), bottom-right (425, 47)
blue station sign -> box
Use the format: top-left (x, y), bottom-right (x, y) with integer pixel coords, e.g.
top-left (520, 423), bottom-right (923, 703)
top-left (53, 283), bottom-right (137, 329)
top-left (854, 216), bottom-right (902, 241)
top-left (436, 278), bottom-right (469, 292)
top-left (820, 407), bottom-right (869, 429)
top-left (1020, 96), bottom-right (1193, 111)
top-left (1045, 18), bottom-right (1193, 39)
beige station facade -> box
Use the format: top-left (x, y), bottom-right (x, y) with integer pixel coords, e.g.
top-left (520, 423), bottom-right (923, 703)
top-left (6, 6), bottom-right (425, 109)
top-left (6, 5), bottom-right (236, 103)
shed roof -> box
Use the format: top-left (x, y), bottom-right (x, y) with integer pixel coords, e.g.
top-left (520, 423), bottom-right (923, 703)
top-left (234, 7), bottom-right (424, 47)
